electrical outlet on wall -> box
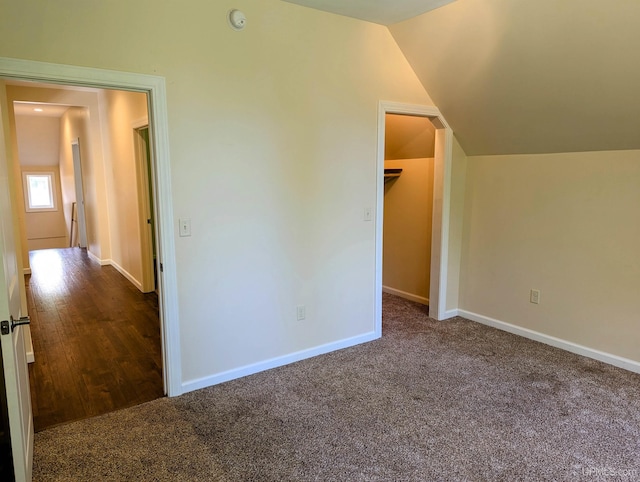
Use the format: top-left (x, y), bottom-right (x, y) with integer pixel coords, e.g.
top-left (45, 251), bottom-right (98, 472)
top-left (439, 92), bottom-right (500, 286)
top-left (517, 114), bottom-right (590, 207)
top-left (530, 289), bottom-right (540, 304)
top-left (296, 305), bottom-right (306, 321)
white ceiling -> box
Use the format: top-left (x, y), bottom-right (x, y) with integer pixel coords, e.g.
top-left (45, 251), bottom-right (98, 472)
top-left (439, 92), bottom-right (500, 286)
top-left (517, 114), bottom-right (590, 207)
top-left (13, 101), bottom-right (69, 118)
top-left (8, 80), bottom-right (99, 118)
top-left (389, 0), bottom-right (640, 155)
top-left (282, 0), bottom-right (457, 25)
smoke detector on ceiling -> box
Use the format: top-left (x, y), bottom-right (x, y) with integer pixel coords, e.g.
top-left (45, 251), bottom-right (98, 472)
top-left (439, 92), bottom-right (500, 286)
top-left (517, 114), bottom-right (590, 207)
top-left (227, 9), bottom-right (247, 31)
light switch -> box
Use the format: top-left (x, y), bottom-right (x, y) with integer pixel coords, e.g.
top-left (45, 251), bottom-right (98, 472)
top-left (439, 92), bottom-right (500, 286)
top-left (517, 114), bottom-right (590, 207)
top-left (179, 218), bottom-right (191, 237)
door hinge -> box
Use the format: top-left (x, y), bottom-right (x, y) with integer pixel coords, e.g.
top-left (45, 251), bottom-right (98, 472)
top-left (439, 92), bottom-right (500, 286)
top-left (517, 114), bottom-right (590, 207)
top-left (160, 263), bottom-right (163, 272)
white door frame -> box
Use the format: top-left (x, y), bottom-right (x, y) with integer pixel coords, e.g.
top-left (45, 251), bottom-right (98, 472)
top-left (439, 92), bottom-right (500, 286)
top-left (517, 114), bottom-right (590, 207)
top-left (376, 101), bottom-right (453, 332)
top-left (0, 57), bottom-right (182, 396)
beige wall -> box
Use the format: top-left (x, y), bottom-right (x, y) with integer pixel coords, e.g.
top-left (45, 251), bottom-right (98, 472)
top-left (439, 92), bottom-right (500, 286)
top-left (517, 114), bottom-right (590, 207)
top-left (0, 0), bottom-right (437, 385)
top-left (99, 89), bottom-right (148, 287)
top-left (383, 157), bottom-right (434, 302)
top-left (15, 115), bottom-right (60, 166)
top-left (459, 149), bottom-right (640, 362)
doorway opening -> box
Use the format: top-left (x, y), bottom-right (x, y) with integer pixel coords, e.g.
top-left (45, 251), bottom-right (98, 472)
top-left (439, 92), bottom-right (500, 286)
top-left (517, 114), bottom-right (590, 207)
top-left (8, 83), bottom-right (164, 430)
top-left (382, 113), bottom-right (436, 309)
top-left (0, 58), bottom-right (181, 441)
top-left (375, 102), bottom-right (454, 335)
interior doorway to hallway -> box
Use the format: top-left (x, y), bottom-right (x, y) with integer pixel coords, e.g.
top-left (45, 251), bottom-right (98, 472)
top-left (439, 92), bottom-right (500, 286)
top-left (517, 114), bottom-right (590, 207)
top-left (0, 57), bottom-right (180, 479)
top-left (6, 80), bottom-right (164, 431)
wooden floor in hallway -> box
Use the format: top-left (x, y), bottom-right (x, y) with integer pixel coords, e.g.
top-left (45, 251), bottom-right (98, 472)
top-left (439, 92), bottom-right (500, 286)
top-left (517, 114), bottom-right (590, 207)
top-left (27, 247), bottom-right (164, 432)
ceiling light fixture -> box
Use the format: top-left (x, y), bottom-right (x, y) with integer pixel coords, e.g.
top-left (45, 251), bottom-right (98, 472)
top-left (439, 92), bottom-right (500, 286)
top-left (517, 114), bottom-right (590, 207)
top-left (34, 108), bottom-right (43, 112)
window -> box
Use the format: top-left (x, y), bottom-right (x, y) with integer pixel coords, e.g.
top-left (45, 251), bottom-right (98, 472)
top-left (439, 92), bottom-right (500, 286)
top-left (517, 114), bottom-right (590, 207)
top-left (22, 172), bottom-right (57, 212)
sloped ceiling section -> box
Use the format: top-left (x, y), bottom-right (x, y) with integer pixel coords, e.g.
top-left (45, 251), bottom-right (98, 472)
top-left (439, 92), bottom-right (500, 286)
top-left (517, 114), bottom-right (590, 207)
top-left (389, 0), bottom-right (640, 155)
top-left (282, 0), bottom-right (456, 25)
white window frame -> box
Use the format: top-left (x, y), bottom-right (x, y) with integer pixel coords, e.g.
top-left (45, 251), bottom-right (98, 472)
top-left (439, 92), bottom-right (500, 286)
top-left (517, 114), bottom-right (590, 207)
top-left (22, 171), bottom-right (58, 212)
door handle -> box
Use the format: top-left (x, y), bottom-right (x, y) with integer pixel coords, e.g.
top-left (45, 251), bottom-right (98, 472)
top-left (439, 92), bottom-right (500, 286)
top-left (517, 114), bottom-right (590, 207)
top-left (1, 315), bottom-right (31, 334)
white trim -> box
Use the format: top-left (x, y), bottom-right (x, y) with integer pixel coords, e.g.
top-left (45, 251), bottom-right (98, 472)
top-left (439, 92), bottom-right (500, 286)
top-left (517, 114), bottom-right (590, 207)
top-left (458, 310), bottom-right (640, 374)
top-left (443, 308), bottom-right (459, 319)
top-left (182, 331), bottom-right (379, 393)
top-left (88, 252), bottom-right (144, 292)
top-left (87, 250), bottom-right (109, 266)
top-left (377, 101), bottom-right (453, 327)
top-left (382, 285), bottom-right (428, 305)
top-left (131, 117), bottom-right (149, 129)
top-left (0, 56), bottom-right (182, 396)
top-left (433, 126), bottom-right (453, 320)
top-left (107, 259), bottom-right (143, 292)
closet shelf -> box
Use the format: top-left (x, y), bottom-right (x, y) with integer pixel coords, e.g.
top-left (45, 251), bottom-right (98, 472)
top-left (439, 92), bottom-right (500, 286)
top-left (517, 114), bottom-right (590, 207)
top-left (384, 168), bottom-right (402, 184)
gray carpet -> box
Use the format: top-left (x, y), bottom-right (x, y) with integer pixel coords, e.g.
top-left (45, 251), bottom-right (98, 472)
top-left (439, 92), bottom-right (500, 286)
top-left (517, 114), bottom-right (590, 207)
top-left (33, 294), bottom-right (640, 481)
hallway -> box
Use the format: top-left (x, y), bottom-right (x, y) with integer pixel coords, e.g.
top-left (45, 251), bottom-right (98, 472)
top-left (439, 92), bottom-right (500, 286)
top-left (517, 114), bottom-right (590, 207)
top-left (27, 248), bottom-right (163, 432)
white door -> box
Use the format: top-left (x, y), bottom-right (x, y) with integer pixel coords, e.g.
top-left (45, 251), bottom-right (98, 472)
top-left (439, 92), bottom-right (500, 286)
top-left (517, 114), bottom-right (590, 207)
top-left (0, 95), bottom-right (34, 481)
top-left (71, 140), bottom-right (87, 248)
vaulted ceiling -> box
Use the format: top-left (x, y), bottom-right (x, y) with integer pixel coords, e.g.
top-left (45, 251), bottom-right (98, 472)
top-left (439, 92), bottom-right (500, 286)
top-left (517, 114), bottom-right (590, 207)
top-left (282, 0), bottom-right (456, 25)
top-left (285, 0), bottom-right (640, 156)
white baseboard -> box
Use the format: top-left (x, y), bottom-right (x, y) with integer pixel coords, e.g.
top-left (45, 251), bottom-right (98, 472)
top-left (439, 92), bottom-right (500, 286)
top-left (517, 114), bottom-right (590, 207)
top-left (382, 286), bottom-right (429, 305)
top-left (87, 251), bottom-right (144, 292)
top-left (182, 331), bottom-right (380, 394)
top-left (458, 309), bottom-right (640, 375)
top-left (443, 309), bottom-right (459, 319)
top-left (87, 250), bottom-right (109, 266)
top-left (108, 259), bottom-right (143, 292)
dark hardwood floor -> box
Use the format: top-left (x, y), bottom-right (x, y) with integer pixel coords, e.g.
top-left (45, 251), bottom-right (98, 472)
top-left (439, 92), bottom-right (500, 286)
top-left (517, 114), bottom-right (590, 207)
top-left (27, 248), bottom-right (164, 432)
